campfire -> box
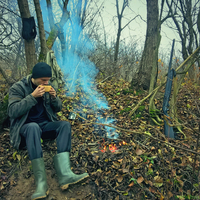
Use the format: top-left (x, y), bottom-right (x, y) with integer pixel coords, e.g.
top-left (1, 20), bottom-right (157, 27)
top-left (99, 139), bottom-right (127, 153)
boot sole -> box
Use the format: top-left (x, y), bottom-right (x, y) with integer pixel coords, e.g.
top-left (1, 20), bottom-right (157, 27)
top-left (32, 189), bottom-right (49, 200)
top-left (60, 174), bottom-right (89, 190)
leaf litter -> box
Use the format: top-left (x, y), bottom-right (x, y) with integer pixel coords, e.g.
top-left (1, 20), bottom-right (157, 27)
top-left (1, 77), bottom-right (200, 199)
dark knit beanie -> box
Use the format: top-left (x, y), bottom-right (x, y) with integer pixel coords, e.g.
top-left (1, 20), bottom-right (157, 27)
top-left (32, 62), bottom-right (52, 79)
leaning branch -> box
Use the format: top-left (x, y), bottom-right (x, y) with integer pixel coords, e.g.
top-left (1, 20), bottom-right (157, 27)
top-left (128, 45), bottom-right (200, 117)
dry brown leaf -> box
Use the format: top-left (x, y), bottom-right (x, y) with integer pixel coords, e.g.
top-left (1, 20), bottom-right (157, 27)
top-left (177, 177), bottom-right (184, 187)
top-left (148, 180), bottom-right (153, 186)
top-left (154, 175), bottom-right (163, 183)
top-left (106, 171), bottom-right (111, 175)
top-left (122, 168), bottom-right (129, 173)
top-left (95, 179), bottom-right (99, 186)
top-left (148, 163), bottom-right (153, 169)
top-left (151, 146), bottom-right (155, 150)
top-left (113, 161), bottom-right (120, 168)
top-left (93, 155), bottom-right (99, 162)
top-left (117, 175), bottom-right (123, 183)
top-left (128, 182), bottom-right (134, 187)
top-left (136, 149), bottom-right (143, 155)
top-left (137, 176), bottom-right (144, 184)
top-left (115, 196), bottom-right (120, 200)
top-left (149, 187), bottom-right (156, 193)
top-left (171, 169), bottom-right (176, 177)
top-left (131, 142), bottom-right (136, 147)
top-left (160, 194), bottom-right (164, 200)
top-left (168, 191), bottom-right (173, 198)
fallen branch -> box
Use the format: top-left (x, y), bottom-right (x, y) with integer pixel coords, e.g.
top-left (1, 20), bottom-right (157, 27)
top-left (72, 111), bottom-right (200, 155)
top-left (128, 83), bottom-right (164, 117)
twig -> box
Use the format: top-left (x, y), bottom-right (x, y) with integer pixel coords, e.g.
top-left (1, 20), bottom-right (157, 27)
top-left (128, 172), bottom-right (155, 199)
top-left (175, 45), bottom-right (200, 72)
top-left (97, 72), bottom-right (120, 85)
top-left (163, 116), bottom-right (187, 127)
top-left (97, 70), bottom-right (129, 85)
top-left (129, 83), bottom-right (164, 117)
top-left (134, 139), bottom-right (150, 150)
top-left (107, 182), bottom-right (125, 199)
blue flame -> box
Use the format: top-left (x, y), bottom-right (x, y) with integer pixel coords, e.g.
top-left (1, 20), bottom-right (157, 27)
top-left (40, 0), bottom-right (118, 139)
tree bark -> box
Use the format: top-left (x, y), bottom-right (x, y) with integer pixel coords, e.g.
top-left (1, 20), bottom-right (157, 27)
top-left (33, 0), bottom-right (48, 62)
top-left (133, 0), bottom-right (159, 90)
top-left (114, 0), bottom-right (128, 63)
top-left (0, 65), bottom-right (14, 86)
top-left (17, 0), bottom-right (37, 74)
top-left (198, 9), bottom-right (200, 33)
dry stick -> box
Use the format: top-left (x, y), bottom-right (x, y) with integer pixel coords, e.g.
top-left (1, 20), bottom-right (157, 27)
top-left (73, 112), bottom-right (200, 155)
top-left (97, 72), bottom-right (121, 85)
top-left (129, 45), bottom-right (200, 117)
top-left (175, 45), bottom-right (200, 72)
top-left (129, 83), bottom-right (164, 117)
top-left (107, 182), bottom-right (125, 199)
top-left (97, 70), bottom-right (129, 85)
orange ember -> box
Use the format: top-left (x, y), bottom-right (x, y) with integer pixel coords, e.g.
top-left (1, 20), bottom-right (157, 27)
top-left (100, 140), bottom-right (127, 153)
top-left (119, 141), bottom-right (127, 146)
top-left (100, 144), bottom-right (118, 153)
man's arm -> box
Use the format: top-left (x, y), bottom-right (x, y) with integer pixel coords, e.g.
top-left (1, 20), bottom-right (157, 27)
top-left (49, 87), bottom-right (62, 112)
top-left (8, 85), bottom-right (37, 119)
top-left (50, 96), bottom-right (62, 112)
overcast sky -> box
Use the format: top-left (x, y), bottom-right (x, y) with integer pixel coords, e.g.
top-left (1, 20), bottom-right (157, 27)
top-left (102, 0), bottom-right (180, 56)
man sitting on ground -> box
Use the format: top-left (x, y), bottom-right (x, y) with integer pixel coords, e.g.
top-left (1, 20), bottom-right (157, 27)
top-left (8, 62), bottom-right (89, 200)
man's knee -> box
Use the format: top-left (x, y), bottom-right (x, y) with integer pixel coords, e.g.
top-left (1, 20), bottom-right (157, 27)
top-left (57, 121), bottom-right (71, 138)
top-left (59, 121), bottom-right (71, 129)
top-left (26, 122), bottom-right (40, 130)
top-left (22, 123), bottom-right (41, 138)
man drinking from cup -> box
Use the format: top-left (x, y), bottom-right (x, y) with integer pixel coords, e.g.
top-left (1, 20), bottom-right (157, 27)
top-left (8, 62), bottom-right (89, 200)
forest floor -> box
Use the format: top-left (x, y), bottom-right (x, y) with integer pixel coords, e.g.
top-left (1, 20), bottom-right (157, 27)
top-left (1, 77), bottom-right (200, 200)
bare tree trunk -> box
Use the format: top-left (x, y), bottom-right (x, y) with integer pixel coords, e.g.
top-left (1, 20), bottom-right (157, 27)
top-left (46, 0), bottom-right (70, 51)
top-left (114, 0), bottom-right (128, 63)
top-left (17, 0), bottom-right (37, 74)
top-left (133, 0), bottom-right (159, 90)
top-left (33, 0), bottom-right (48, 61)
top-left (114, 13), bottom-right (122, 62)
top-left (0, 66), bottom-right (14, 86)
top-left (12, 38), bottom-right (23, 80)
top-left (198, 9), bottom-right (200, 33)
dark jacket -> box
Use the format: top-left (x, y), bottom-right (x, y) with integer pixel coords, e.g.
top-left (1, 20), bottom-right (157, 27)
top-left (8, 75), bottom-right (62, 149)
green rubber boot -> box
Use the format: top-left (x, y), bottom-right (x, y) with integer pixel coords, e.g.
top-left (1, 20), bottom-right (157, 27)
top-left (31, 158), bottom-right (49, 200)
top-left (53, 152), bottom-right (89, 190)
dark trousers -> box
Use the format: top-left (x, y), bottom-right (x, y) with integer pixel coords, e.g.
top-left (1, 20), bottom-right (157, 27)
top-left (19, 120), bottom-right (71, 160)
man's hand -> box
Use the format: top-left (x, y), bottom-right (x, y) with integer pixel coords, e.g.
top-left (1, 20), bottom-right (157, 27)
top-left (49, 87), bottom-right (56, 98)
top-left (31, 86), bottom-right (45, 98)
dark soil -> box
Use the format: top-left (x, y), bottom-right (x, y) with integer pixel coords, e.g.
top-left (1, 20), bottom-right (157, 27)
top-left (0, 130), bottom-right (95, 200)
top-left (1, 78), bottom-right (200, 200)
